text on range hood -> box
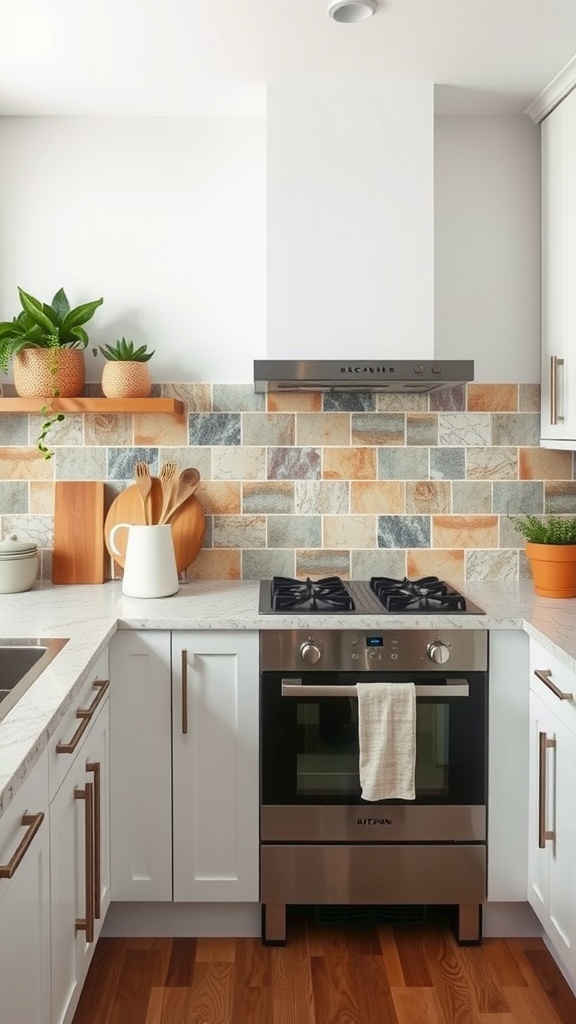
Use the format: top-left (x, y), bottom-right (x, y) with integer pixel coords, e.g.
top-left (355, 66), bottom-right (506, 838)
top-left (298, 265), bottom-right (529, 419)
top-left (254, 360), bottom-right (474, 394)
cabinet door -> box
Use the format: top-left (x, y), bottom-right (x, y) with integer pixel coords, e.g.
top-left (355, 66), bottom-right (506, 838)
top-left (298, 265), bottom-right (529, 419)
top-left (50, 701), bottom-right (110, 1024)
top-left (0, 750), bottom-right (50, 1024)
top-left (109, 630), bottom-right (172, 901)
top-left (540, 87), bottom-right (576, 448)
top-left (172, 631), bottom-right (259, 902)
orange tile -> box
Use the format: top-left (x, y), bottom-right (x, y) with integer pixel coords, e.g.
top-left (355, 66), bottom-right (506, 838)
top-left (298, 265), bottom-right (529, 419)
top-left (432, 515), bottom-right (499, 548)
top-left (134, 412), bottom-right (188, 446)
top-left (323, 447), bottom-right (376, 480)
top-left (406, 481), bottom-right (451, 514)
top-left (0, 448), bottom-right (54, 479)
top-left (351, 481), bottom-right (404, 514)
top-left (467, 384), bottom-right (518, 412)
top-left (195, 481), bottom-right (241, 514)
top-left (29, 481), bottom-right (54, 514)
top-left (184, 548), bottom-right (241, 580)
top-left (267, 392), bottom-right (322, 412)
top-left (407, 549), bottom-right (465, 580)
top-left (519, 447), bottom-right (573, 481)
top-left (296, 413), bottom-right (350, 446)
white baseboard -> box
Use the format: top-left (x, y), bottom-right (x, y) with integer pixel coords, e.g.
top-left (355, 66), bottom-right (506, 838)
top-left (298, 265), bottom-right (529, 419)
top-left (102, 902), bottom-right (261, 938)
top-left (483, 902), bottom-right (542, 937)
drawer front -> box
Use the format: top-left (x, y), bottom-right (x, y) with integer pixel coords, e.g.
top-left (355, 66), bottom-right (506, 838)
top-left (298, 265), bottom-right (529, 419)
top-left (48, 651), bottom-right (109, 802)
top-left (529, 638), bottom-right (576, 735)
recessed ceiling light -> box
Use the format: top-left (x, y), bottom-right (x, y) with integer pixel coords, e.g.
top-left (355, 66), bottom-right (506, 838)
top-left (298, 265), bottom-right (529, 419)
top-left (328, 0), bottom-right (377, 23)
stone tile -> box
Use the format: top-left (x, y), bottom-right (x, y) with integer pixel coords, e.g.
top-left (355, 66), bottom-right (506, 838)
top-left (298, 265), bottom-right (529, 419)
top-left (40, 547), bottom-right (52, 581)
top-left (324, 447), bottom-right (376, 480)
top-left (519, 549), bottom-right (532, 580)
top-left (544, 481), bottom-right (576, 513)
top-left (242, 412), bottom-right (295, 447)
top-left (429, 385), bottom-right (466, 412)
top-left (163, 382), bottom-right (212, 411)
top-left (195, 481), bottom-right (241, 515)
top-left (351, 413), bottom-right (405, 446)
top-left (519, 448), bottom-right (573, 481)
top-left (438, 413), bottom-right (491, 446)
top-left (55, 446), bottom-right (108, 481)
top-left (378, 516), bottom-right (431, 548)
top-left (29, 412), bottom-right (84, 450)
top-left (452, 481), bottom-right (492, 514)
top-left (296, 549), bottom-right (351, 579)
top-left (323, 393), bottom-right (376, 412)
top-left (493, 481), bottom-right (544, 515)
top-left (267, 392), bottom-right (321, 413)
top-left (0, 449), bottom-right (53, 481)
top-left (85, 413), bottom-right (133, 446)
top-left (242, 548), bottom-right (295, 579)
top-left (352, 548), bottom-right (406, 579)
top-left (466, 549), bottom-right (519, 581)
top-left (267, 514), bottom-right (322, 548)
top-left (295, 480), bottom-right (349, 515)
top-left (0, 481), bottom-right (28, 514)
top-left (134, 412), bottom-right (187, 447)
top-left (377, 394), bottom-right (429, 412)
top-left (432, 515), bottom-right (498, 548)
top-left (1, 415), bottom-right (28, 446)
top-left (183, 548), bottom-right (241, 581)
top-left (492, 413), bottom-right (540, 447)
top-left (213, 515), bottom-right (266, 548)
top-left (243, 482), bottom-right (294, 515)
top-left (213, 447), bottom-right (266, 481)
top-left (500, 514), bottom-right (526, 549)
top-left (189, 412), bottom-right (241, 446)
top-left (1, 514), bottom-right (52, 547)
top-left (351, 481), bottom-right (404, 514)
top-left (430, 448), bottom-right (465, 481)
top-left (213, 384), bottom-right (265, 412)
top-left (268, 447), bottom-right (321, 480)
top-left (407, 549), bottom-right (465, 582)
top-left (159, 447), bottom-right (212, 480)
top-left (29, 482), bottom-right (54, 515)
top-left (405, 481), bottom-right (451, 514)
top-left (296, 413), bottom-right (350, 447)
top-left (406, 414), bottom-right (438, 446)
top-left (323, 515), bottom-right (377, 549)
top-left (377, 447), bottom-right (429, 481)
top-left (467, 384), bottom-right (518, 412)
top-left (466, 447), bottom-right (518, 480)
top-left (519, 383), bottom-right (540, 412)
top-left (106, 447), bottom-right (158, 480)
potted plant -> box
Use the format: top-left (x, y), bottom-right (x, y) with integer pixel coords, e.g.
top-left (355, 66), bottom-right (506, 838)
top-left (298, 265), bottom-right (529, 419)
top-left (509, 512), bottom-right (576, 598)
top-left (95, 337), bottom-right (155, 398)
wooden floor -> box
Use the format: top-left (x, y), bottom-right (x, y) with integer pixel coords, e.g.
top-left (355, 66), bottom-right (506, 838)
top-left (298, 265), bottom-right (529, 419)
top-left (73, 909), bottom-right (576, 1024)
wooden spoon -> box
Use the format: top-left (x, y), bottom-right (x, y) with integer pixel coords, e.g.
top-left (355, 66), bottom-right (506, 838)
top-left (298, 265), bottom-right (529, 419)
top-left (158, 461), bottom-right (178, 525)
top-left (135, 461), bottom-right (153, 525)
top-left (160, 467), bottom-right (200, 524)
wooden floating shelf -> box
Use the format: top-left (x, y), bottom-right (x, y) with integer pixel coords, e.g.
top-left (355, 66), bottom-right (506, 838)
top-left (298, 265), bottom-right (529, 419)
top-left (0, 397), bottom-right (185, 414)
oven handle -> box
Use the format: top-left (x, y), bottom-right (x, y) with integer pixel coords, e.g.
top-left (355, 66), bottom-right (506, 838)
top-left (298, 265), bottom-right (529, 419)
top-left (280, 679), bottom-right (469, 698)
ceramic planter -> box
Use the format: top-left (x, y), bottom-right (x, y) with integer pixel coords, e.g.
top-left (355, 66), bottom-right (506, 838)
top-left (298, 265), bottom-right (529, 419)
top-left (13, 348), bottom-right (86, 397)
top-left (101, 361), bottom-right (151, 398)
top-left (526, 541), bottom-right (576, 598)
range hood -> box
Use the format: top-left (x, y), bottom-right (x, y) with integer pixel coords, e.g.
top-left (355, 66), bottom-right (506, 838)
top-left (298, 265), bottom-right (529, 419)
top-left (254, 359), bottom-right (474, 394)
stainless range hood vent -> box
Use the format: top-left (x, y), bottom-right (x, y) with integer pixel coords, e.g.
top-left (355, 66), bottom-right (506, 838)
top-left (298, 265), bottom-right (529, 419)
top-left (254, 360), bottom-right (474, 394)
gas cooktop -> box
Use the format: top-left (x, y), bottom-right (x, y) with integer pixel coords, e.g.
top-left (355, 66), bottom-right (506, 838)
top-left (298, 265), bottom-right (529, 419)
top-left (258, 575), bottom-right (486, 616)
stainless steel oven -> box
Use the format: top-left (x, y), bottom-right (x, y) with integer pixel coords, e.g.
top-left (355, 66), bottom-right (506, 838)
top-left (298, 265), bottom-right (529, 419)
top-left (260, 627), bottom-right (488, 945)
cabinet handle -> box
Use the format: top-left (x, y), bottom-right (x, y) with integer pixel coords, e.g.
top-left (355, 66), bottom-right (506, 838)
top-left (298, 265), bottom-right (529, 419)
top-left (181, 650), bottom-right (188, 735)
top-left (86, 761), bottom-right (101, 921)
top-left (0, 812), bottom-right (44, 878)
top-left (56, 679), bottom-right (109, 754)
top-left (75, 782), bottom-right (95, 943)
top-left (534, 668), bottom-right (573, 701)
top-left (550, 355), bottom-right (564, 425)
top-left (538, 731), bottom-right (556, 849)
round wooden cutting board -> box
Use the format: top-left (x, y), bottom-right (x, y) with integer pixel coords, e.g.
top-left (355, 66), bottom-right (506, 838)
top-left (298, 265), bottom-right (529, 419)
top-left (104, 478), bottom-right (206, 572)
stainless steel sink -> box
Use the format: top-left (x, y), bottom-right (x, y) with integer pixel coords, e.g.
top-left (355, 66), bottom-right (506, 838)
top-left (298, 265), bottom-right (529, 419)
top-left (0, 638), bottom-right (69, 723)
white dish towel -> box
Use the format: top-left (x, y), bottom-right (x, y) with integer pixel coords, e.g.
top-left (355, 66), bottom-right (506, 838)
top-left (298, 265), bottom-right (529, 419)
top-left (357, 682), bottom-right (416, 801)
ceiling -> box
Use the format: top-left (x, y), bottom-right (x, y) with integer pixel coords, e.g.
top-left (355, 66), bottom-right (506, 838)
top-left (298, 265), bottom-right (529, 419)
top-left (1, 0), bottom-right (576, 116)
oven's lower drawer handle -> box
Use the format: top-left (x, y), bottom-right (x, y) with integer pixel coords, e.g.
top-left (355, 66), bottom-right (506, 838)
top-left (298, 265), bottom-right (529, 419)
top-left (280, 680), bottom-right (469, 698)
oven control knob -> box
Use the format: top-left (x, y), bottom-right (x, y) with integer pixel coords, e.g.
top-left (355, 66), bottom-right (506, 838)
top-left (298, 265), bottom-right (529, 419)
top-left (426, 640), bottom-right (450, 664)
top-left (300, 640), bottom-right (322, 664)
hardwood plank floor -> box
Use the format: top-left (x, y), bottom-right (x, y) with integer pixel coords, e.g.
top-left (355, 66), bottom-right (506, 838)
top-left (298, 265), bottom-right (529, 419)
top-left (73, 910), bottom-right (576, 1024)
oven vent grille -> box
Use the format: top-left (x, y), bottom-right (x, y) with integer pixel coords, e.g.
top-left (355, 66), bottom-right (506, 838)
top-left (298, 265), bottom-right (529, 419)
top-left (313, 904), bottom-right (427, 927)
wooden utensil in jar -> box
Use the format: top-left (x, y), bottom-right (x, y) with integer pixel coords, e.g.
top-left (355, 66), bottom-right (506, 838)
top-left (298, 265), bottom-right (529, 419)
top-left (159, 467), bottom-right (200, 524)
top-left (135, 461), bottom-right (153, 525)
top-left (158, 461), bottom-right (178, 525)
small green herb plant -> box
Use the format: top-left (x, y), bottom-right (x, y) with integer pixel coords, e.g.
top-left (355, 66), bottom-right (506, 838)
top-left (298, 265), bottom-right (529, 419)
top-left (0, 287), bottom-right (104, 373)
top-left (509, 513), bottom-right (576, 545)
top-left (95, 337), bottom-right (154, 362)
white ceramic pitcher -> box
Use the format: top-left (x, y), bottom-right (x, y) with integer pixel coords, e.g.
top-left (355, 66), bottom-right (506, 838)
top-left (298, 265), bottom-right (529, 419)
top-left (109, 523), bottom-right (179, 598)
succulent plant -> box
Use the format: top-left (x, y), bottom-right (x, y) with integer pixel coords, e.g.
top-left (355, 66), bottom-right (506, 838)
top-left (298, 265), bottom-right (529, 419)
top-left (97, 337), bottom-right (154, 362)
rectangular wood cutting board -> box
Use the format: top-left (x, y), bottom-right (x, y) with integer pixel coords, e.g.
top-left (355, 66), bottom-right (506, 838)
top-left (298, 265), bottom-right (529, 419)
top-left (52, 481), bottom-right (106, 584)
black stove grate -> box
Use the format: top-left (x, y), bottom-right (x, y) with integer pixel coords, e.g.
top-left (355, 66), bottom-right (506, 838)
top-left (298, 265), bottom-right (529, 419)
top-left (271, 575), bottom-right (355, 612)
top-left (370, 575), bottom-right (467, 612)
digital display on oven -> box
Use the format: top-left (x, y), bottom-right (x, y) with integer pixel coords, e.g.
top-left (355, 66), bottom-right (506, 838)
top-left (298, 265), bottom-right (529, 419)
top-left (366, 636), bottom-right (384, 647)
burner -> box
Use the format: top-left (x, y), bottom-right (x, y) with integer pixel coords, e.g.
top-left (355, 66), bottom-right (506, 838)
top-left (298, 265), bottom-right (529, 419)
top-left (370, 575), bottom-right (467, 612)
top-left (271, 575), bottom-right (355, 612)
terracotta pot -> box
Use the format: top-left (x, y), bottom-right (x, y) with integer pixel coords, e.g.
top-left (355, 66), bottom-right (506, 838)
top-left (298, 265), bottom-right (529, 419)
top-left (526, 541), bottom-right (576, 598)
top-left (101, 361), bottom-right (152, 399)
top-left (13, 348), bottom-right (85, 398)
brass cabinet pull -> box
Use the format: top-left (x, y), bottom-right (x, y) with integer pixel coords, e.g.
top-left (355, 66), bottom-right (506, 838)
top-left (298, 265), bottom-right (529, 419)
top-left (86, 761), bottom-right (101, 921)
top-left (181, 650), bottom-right (188, 735)
top-left (534, 668), bottom-right (573, 701)
top-left (75, 782), bottom-right (95, 943)
top-left (0, 812), bottom-right (44, 879)
top-left (538, 731), bottom-right (556, 849)
top-left (56, 679), bottom-right (109, 754)
top-left (550, 355), bottom-right (564, 425)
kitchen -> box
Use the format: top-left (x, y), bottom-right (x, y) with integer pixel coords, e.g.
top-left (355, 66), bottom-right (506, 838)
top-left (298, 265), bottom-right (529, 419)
top-left (2, 1), bottom-right (576, 1021)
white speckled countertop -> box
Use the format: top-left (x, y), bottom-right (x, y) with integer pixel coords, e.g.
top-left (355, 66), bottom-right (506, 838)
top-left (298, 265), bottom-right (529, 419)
top-left (1, 578), bottom-right (575, 816)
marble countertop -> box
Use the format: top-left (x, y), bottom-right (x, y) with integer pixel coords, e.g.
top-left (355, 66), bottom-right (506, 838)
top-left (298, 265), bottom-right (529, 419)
top-left (1, 578), bottom-right (576, 816)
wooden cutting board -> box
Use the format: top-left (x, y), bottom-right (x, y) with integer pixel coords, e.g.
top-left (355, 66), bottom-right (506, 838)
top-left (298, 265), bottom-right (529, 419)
top-left (52, 481), bottom-right (107, 584)
top-left (104, 478), bottom-right (206, 573)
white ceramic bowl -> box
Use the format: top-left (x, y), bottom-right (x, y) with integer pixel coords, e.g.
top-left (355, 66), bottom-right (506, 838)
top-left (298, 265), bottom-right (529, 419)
top-left (0, 536), bottom-right (39, 593)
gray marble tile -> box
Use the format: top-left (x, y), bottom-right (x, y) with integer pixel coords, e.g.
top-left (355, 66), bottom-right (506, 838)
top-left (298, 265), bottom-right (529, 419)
top-left (376, 394), bottom-right (428, 412)
top-left (452, 481), bottom-right (492, 514)
top-left (466, 447), bottom-right (518, 480)
top-left (438, 413), bottom-right (491, 446)
top-left (377, 447), bottom-right (429, 481)
top-left (352, 413), bottom-right (405, 446)
top-left (466, 549), bottom-right (519, 581)
top-left (492, 413), bottom-right (540, 447)
top-left (493, 481), bottom-right (544, 515)
top-left (106, 448), bottom-right (158, 480)
top-left (499, 514), bottom-right (525, 549)
top-left (188, 413), bottom-right (241, 446)
top-left (213, 515), bottom-right (266, 548)
top-left (29, 412), bottom-right (84, 450)
top-left (213, 384), bottom-right (265, 412)
top-left (294, 480), bottom-right (349, 515)
top-left (213, 447), bottom-right (266, 481)
top-left (242, 482), bottom-right (295, 514)
top-left (0, 415), bottom-right (28, 446)
top-left (323, 393), bottom-right (376, 412)
top-left (162, 383), bottom-right (212, 410)
top-left (55, 447), bottom-right (108, 481)
top-left (378, 515), bottom-right (431, 548)
top-left (0, 481), bottom-right (28, 514)
top-left (242, 413), bottom-right (295, 447)
top-left (242, 549), bottom-right (295, 579)
top-left (429, 385), bottom-right (466, 412)
top-left (267, 447), bottom-right (322, 480)
top-left (1, 514), bottom-right (52, 547)
top-left (159, 447), bottom-right (212, 479)
top-left (351, 548), bottom-right (407, 579)
top-left (267, 515), bottom-right (322, 548)
top-left (430, 447), bottom-right (465, 480)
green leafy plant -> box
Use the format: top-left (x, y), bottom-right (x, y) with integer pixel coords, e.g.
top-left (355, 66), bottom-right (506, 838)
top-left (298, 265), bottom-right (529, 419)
top-left (96, 337), bottom-right (154, 362)
top-left (508, 512), bottom-right (576, 544)
top-left (0, 287), bottom-right (104, 374)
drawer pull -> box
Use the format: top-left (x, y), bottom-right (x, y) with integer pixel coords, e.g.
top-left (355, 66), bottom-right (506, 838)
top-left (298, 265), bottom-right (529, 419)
top-left (0, 812), bottom-right (44, 878)
top-left (538, 731), bottom-right (556, 848)
top-left (75, 782), bottom-right (95, 943)
top-left (56, 679), bottom-right (109, 754)
top-left (86, 761), bottom-right (101, 920)
top-left (181, 650), bottom-right (188, 735)
top-left (534, 668), bottom-right (573, 702)
top-left (550, 355), bottom-right (564, 425)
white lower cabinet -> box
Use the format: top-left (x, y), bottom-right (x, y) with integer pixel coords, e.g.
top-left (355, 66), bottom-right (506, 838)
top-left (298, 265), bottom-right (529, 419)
top-left (528, 640), bottom-right (576, 982)
top-left (0, 749), bottom-right (50, 1024)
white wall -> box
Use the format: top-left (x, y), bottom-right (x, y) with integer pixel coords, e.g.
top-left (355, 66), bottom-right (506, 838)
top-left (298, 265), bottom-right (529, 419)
top-left (435, 115), bottom-right (541, 382)
top-left (0, 116), bottom-right (266, 383)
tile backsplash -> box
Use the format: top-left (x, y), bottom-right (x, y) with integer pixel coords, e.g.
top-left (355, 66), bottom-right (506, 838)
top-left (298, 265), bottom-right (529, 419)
top-left (1, 381), bottom-right (574, 584)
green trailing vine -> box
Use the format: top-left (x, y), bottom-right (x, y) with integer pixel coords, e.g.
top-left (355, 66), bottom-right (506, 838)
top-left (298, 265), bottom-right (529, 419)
top-left (36, 341), bottom-right (64, 459)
